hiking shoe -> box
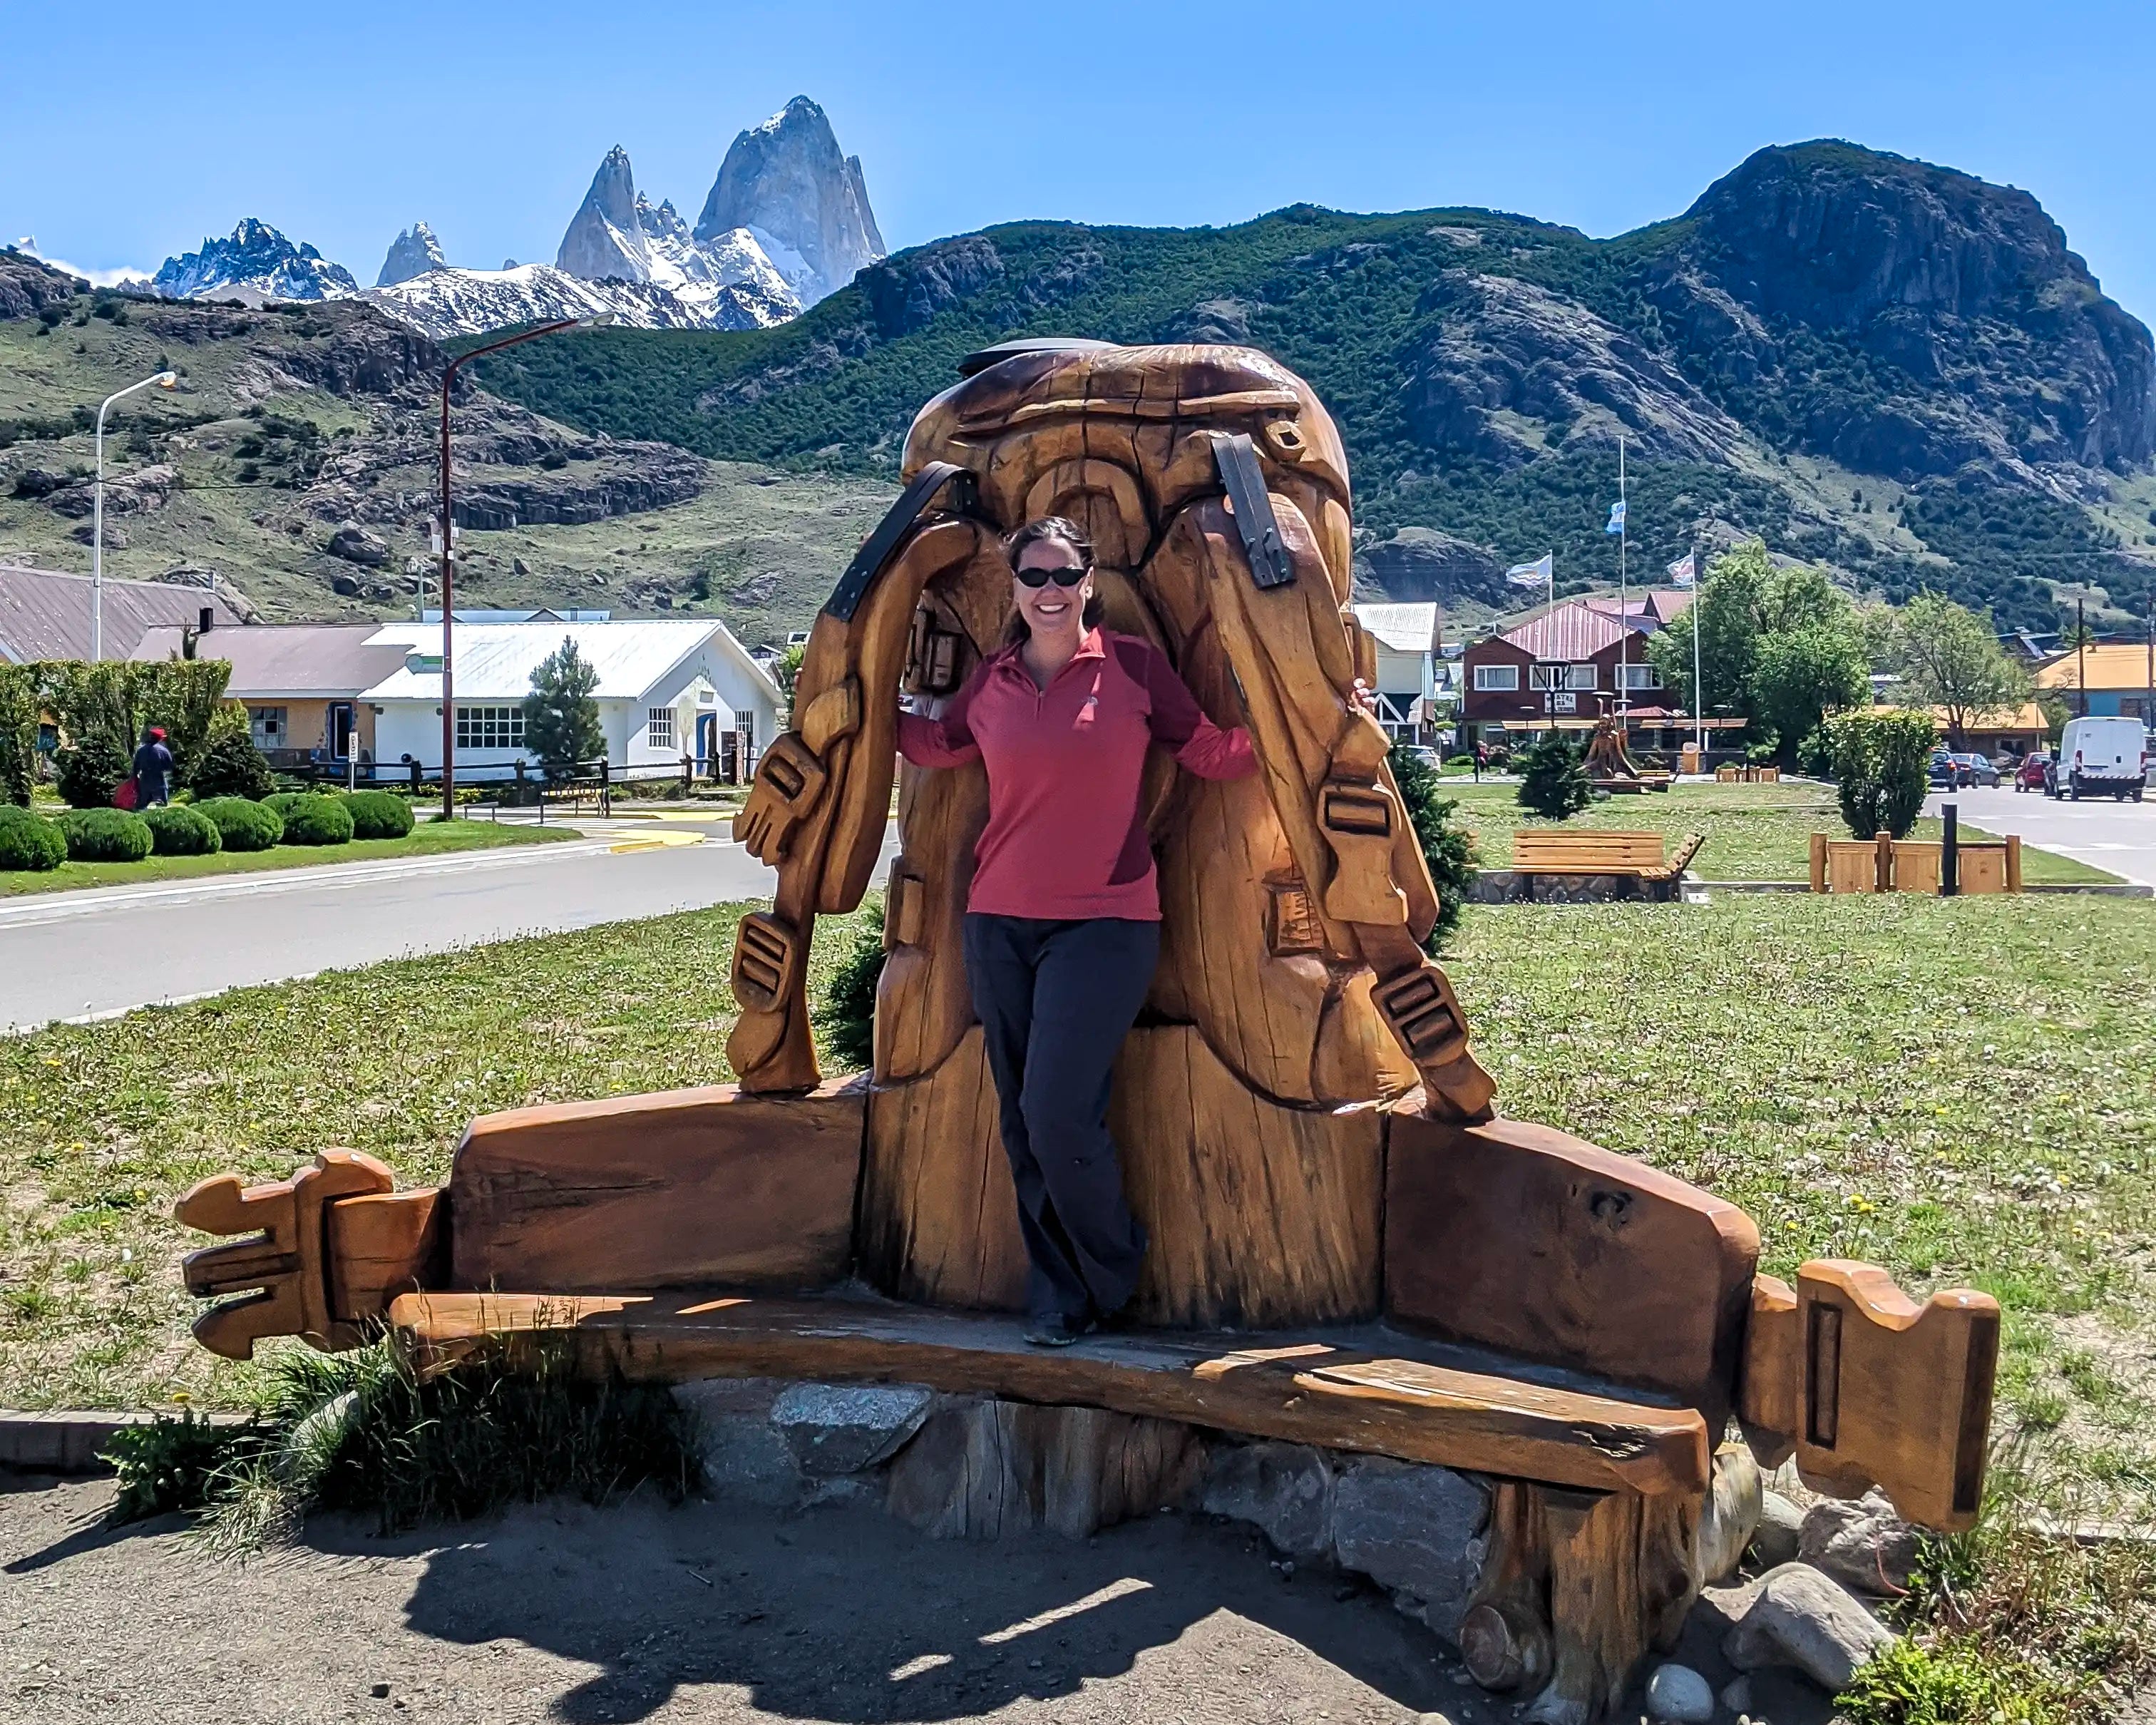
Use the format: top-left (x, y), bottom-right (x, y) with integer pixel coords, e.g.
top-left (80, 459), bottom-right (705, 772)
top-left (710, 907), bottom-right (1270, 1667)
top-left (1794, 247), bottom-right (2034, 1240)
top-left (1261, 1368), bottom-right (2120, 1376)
top-left (1024, 1313), bottom-right (1094, 1348)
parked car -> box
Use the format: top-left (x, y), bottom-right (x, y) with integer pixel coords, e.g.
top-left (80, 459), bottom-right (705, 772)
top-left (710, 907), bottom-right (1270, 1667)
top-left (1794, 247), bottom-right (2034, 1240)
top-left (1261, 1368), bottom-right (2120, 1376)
top-left (2045, 717), bottom-right (2147, 802)
top-left (2015, 752), bottom-right (2050, 792)
top-left (1927, 749), bottom-right (1964, 788)
top-left (1955, 752), bottom-right (2001, 788)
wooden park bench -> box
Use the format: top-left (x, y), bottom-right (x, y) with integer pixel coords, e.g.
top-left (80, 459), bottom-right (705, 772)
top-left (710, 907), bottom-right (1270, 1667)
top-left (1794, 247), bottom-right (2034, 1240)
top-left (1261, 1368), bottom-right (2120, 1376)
top-left (1511, 829), bottom-right (1705, 896)
top-left (172, 342), bottom-right (1991, 1725)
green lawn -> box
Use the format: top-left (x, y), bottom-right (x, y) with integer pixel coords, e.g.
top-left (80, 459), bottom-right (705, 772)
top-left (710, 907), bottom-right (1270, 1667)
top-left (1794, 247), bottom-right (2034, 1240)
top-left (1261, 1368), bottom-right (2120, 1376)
top-left (1441, 780), bottom-right (2118, 884)
top-left (0, 817), bottom-right (581, 897)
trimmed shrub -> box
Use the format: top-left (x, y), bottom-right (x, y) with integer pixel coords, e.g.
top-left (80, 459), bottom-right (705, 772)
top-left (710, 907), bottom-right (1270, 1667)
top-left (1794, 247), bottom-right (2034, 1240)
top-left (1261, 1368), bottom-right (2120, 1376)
top-left (61, 807), bottom-right (153, 862)
top-left (344, 790), bottom-right (415, 840)
top-left (811, 894), bottom-right (885, 1070)
top-left (0, 804), bottom-right (67, 871)
top-left (270, 793), bottom-right (354, 846)
top-left (144, 802), bottom-right (222, 856)
top-left (188, 725), bottom-right (274, 801)
top-left (1388, 741), bottom-right (1477, 953)
top-left (56, 733), bottom-right (130, 808)
top-left (1516, 735), bottom-right (1596, 820)
top-left (1826, 708), bottom-right (1934, 840)
top-left (197, 797), bottom-right (283, 851)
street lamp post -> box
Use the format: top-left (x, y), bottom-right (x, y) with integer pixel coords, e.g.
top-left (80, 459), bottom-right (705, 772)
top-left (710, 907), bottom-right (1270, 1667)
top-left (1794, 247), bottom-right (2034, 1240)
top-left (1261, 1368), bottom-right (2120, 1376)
top-left (435, 314), bottom-right (612, 820)
top-left (92, 369), bottom-right (178, 661)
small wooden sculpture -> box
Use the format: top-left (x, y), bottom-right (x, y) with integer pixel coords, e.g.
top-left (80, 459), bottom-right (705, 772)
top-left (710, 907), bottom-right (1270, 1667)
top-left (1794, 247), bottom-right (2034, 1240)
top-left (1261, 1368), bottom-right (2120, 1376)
top-left (175, 342), bottom-right (1999, 1724)
top-left (1583, 711), bottom-right (1671, 793)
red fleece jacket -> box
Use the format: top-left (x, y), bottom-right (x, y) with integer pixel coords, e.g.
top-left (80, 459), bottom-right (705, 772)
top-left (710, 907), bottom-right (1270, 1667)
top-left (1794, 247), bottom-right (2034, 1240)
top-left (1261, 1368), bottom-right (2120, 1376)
top-left (896, 628), bottom-right (1257, 921)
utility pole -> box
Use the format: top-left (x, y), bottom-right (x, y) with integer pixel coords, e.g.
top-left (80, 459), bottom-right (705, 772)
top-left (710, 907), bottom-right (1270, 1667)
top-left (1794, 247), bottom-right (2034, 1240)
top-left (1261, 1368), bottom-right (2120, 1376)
top-left (433, 312), bottom-right (612, 820)
top-left (2077, 599), bottom-right (2088, 720)
top-left (91, 369), bottom-right (177, 660)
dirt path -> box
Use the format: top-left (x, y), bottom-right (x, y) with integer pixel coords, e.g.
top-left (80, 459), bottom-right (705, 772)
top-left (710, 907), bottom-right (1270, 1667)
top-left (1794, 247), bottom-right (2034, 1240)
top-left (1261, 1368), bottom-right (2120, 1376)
top-left (1, 1477), bottom-right (1486, 1725)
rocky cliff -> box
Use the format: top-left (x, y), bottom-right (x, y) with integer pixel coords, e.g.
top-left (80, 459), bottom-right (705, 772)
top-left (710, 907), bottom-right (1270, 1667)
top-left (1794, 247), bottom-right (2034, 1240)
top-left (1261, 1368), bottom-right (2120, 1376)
top-left (694, 96), bottom-right (885, 305)
top-left (376, 222), bottom-right (448, 288)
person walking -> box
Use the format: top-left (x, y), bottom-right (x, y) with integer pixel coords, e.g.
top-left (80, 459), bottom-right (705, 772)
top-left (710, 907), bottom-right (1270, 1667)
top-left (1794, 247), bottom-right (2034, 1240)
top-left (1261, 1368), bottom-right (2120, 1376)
top-left (130, 725), bottom-right (174, 808)
top-left (1473, 739), bottom-right (1488, 782)
top-left (897, 517), bottom-right (1257, 1346)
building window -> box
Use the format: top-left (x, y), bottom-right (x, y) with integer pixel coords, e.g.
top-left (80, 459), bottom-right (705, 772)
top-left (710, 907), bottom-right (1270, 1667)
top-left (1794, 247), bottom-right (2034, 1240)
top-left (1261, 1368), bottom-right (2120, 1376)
top-left (455, 705), bottom-right (523, 750)
top-left (1529, 664), bottom-right (1566, 692)
top-left (1618, 662), bottom-right (1662, 690)
top-left (647, 707), bottom-right (674, 749)
top-left (1474, 664), bottom-right (1519, 692)
top-left (248, 706), bottom-right (287, 749)
top-left (1566, 663), bottom-right (1598, 691)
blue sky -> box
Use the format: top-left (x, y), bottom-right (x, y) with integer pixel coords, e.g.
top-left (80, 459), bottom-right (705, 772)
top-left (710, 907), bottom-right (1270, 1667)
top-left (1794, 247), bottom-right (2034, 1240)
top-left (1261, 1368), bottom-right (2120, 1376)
top-left (8, 0), bottom-right (2153, 324)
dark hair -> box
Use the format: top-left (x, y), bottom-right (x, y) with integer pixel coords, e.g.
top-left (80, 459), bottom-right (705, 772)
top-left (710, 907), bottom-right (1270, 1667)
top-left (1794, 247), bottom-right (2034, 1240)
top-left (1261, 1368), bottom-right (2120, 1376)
top-left (1002, 515), bottom-right (1103, 643)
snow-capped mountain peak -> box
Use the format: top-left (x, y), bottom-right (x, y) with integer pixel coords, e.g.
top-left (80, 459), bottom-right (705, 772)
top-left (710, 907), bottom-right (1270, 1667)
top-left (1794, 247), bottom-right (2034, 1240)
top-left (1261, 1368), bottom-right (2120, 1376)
top-left (693, 96), bottom-right (883, 305)
top-left (376, 221), bottom-right (447, 287)
top-left (152, 218), bottom-right (359, 303)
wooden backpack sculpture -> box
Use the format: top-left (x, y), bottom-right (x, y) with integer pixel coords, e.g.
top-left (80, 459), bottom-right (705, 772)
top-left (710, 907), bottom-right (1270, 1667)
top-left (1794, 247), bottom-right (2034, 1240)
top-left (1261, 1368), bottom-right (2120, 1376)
top-left (177, 342), bottom-right (2001, 1725)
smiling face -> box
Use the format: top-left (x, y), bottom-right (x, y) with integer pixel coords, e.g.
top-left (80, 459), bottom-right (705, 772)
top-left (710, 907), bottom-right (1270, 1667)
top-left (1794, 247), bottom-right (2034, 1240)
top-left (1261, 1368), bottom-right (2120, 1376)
top-left (1012, 532), bottom-right (1093, 646)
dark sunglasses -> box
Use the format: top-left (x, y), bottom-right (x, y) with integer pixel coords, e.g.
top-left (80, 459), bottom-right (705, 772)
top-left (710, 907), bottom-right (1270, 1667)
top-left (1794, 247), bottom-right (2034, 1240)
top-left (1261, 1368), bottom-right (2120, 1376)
top-left (1015, 563), bottom-right (1089, 589)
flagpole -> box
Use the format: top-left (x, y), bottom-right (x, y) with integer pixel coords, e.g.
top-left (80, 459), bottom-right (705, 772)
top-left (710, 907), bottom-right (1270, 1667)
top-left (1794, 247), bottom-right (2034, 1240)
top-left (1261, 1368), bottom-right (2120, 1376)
top-left (1617, 437), bottom-right (1629, 725)
top-left (1691, 551), bottom-right (1703, 759)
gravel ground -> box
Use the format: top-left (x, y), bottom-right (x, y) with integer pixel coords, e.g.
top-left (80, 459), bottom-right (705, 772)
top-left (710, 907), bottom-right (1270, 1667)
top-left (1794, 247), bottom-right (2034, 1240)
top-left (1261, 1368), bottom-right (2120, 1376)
top-left (1, 1476), bottom-right (1492, 1725)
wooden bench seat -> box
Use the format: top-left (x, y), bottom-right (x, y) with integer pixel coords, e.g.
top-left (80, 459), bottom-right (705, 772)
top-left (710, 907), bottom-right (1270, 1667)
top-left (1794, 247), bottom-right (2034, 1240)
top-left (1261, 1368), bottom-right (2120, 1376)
top-left (1511, 829), bottom-right (1705, 884)
top-left (389, 1286), bottom-right (1710, 1498)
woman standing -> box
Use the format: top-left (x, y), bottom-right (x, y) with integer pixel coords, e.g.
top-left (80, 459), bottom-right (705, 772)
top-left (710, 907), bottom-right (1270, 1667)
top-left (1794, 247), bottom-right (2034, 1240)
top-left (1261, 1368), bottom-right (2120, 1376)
top-left (898, 518), bottom-right (1257, 1345)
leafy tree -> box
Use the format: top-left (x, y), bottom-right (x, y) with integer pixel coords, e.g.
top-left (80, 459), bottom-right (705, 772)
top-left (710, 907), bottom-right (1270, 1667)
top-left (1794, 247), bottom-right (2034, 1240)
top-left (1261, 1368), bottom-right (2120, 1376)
top-left (522, 636), bottom-right (604, 780)
top-left (56, 733), bottom-right (130, 808)
top-left (1516, 734), bottom-right (1595, 820)
top-left (1387, 744), bottom-right (1477, 953)
top-left (186, 706), bottom-right (274, 800)
top-left (0, 665), bottom-right (38, 806)
top-left (774, 643), bottom-right (806, 721)
top-left (1750, 621), bottom-right (1872, 765)
top-left (1824, 708), bottom-right (1934, 839)
top-left (1889, 593), bottom-right (2029, 745)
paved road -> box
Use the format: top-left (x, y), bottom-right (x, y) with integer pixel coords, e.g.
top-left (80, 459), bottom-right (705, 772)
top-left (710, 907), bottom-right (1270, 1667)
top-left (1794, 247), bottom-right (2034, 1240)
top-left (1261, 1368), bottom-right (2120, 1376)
top-left (1926, 784), bottom-right (2156, 888)
top-left (0, 817), bottom-right (889, 1034)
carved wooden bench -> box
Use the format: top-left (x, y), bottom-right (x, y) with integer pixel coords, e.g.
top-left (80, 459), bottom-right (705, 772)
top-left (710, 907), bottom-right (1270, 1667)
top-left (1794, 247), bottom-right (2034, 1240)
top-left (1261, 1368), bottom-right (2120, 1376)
top-left (1511, 829), bottom-right (1705, 887)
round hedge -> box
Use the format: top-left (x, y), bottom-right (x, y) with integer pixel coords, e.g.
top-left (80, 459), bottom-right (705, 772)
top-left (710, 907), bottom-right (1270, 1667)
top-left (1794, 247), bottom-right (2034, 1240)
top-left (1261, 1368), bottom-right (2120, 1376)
top-left (272, 794), bottom-right (355, 846)
top-left (144, 803), bottom-right (222, 856)
top-left (61, 807), bottom-right (153, 863)
top-left (197, 797), bottom-right (284, 852)
top-left (344, 790), bottom-right (415, 840)
top-left (56, 734), bottom-right (131, 809)
top-left (0, 805), bottom-right (67, 872)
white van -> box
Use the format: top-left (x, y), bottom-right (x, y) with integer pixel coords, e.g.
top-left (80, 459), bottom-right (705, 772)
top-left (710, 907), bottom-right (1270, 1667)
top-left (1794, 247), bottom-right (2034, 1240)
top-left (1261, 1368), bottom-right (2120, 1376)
top-left (2048, 716), bottom-right (2147, 802)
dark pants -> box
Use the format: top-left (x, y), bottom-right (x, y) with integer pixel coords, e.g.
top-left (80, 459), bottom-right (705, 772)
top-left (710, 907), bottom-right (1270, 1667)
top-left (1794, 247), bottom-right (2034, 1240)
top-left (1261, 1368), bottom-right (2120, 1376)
top-left (962, 913), bottom-right (1159, 1324)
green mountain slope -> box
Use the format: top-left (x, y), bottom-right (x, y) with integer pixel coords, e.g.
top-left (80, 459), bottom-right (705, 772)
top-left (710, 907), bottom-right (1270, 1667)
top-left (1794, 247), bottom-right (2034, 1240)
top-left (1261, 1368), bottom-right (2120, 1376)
top-left (471, 142), bottom-right (2156, 635)
top-left (0, 251), bottom-right (888, 644)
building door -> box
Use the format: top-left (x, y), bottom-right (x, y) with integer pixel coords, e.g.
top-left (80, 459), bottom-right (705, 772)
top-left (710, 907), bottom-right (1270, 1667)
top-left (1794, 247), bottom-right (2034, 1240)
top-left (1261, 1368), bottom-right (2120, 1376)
top-left (327, 702), bottom-right (356, 760)
top-left (695, 713), bottom-right (717, 774)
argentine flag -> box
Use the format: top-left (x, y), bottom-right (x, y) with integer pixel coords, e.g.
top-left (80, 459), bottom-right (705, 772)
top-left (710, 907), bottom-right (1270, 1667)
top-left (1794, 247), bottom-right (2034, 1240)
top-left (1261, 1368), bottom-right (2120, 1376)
top-left (1605, 499), bottom-right (1626, 535)
top-left (1504, 551), bottom-right (1553, 588)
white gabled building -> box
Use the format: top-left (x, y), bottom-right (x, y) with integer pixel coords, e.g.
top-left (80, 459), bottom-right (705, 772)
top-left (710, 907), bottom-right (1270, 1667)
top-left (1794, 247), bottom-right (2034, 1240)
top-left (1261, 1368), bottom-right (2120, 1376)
top-left (1349, 602), bottom-right (1444, 743)
top-left (363, 618), bottom-right (784, 781)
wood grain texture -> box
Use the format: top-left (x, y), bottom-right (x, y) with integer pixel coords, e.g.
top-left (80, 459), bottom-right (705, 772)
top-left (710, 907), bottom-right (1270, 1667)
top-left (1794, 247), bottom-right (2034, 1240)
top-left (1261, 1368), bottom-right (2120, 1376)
top-left (327, 1189), bottom-right (446, 1324)
top-left (388, 1289), bottom-right (1709, 1498)
top-left (448, 1080), bottom-right (866, 1296)
top-left (1738, 1273), bottom-right (1800, 1468)
top-left (885, 1400), bottom-right (1204, 1539)
top-left (1795, 1259), bottom-right (1999, 1531)
top-left (1112, 1025), bottom-right (1384, 1327)
top-left (1384, 1110), bottom-right (1759, 1431)
top-left (860, 1026), bottom-right (1029, 1311)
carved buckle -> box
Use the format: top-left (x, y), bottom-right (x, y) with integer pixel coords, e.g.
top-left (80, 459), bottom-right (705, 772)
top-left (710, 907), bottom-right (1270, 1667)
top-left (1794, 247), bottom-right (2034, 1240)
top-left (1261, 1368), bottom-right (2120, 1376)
top-left (1375, 966), bottom-right (1469, 1070)
top-left (732, 733), bottom-right (830, 863)
top-left (730, 911), bottom-right (800, 1013)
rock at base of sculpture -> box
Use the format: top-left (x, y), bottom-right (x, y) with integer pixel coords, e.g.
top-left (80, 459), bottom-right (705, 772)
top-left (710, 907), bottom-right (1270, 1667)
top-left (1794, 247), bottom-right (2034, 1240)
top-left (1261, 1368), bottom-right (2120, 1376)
top-left (1722, 1562), bottom-right (1895, 1692)
top-left (669, 1374), bottom-right (1489, 1644)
